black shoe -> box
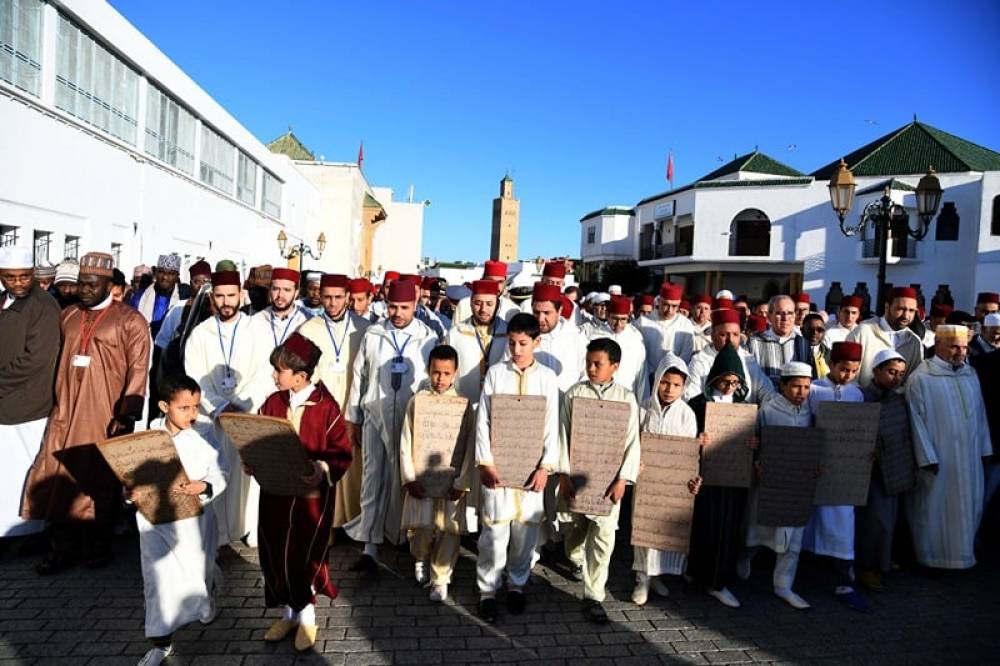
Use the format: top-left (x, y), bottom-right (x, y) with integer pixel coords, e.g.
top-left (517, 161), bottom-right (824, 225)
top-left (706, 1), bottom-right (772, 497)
top-left (582, 599), bottom-right (609, 624)
top-left (506, 590), bottom-right (527, 615)
top-left (350, 554), bottom-right (379, 575)
top-left (567, 565), bottom-right (584, 582)
top-left (478, 598), bottom-right (498, 623)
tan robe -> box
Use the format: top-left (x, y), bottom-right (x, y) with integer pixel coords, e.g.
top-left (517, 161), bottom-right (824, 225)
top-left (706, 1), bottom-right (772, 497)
top-left (22, 299), bottom-right (151, 522)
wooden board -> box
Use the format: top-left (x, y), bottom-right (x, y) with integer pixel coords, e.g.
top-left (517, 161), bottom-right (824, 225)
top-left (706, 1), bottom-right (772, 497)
top-left (630, 433), bottom-right (701, 552)
top-left (567, 397), bottom-right (631, 516)
top-left (813, 402), bottom-right (880, 506)
top-left (702, 402), bottom-right (757, 488)
top-left (97, 430), bottom-right (202, 525)
top-left (218, 413), bottom-right (314, 497)
top-left (757, 426), bottom-right (823, 527)
top-left (412, 393), bottom-right (469, 498)
top-left (876, 393), bottom-right (917, 495)
top-left (490, 394), bottom-right (547, 488)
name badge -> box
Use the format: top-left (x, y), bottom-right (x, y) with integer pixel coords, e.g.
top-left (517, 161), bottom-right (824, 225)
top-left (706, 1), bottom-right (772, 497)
top-left (391, 360), bottom-right (407, 375)
top-left (328, 357), bottom-right (347, 374)
top-left (72, 355), bottom-right (91, 368)
top-left (221, 375), bottom-right (237, 391)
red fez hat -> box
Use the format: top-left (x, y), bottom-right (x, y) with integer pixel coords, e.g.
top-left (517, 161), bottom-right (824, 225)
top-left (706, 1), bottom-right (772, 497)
top-left (840, 295), bottom-right (863, 309)
top-left (211, 271), bottom-right (241, 287)
top-left (794, 293), bottom-right (810, 304)
top-left (189, 260), bottom-right (211, 279)
top-left (399, 273), bottom-right (421, 285)
top-left (387, 280), bottom-right (417, 302)
top-left (680, 299), bottom-right (691, 311)
top-left (890, 286), bottom-right (918, 300)
top-left (532, 282), bottom-right (562, 303)
top-left (977, 292), bottom-right (1000, 305)
top-left (830, 341), bottom-right (863, 363)
top-left (321, 274), bottom-right (349, 290)
top-left (692, 294), bottom-right (713, 306)
top-left (483, 260), bottom-right (507, 279)
top-left (930, 303), bottom-right (953, 317)
top-left (637, 294), bottom-right (655, 307)
top-left (471, 280), bottom-right (500, 296)
top-left (542, 261), bottom-right (566, 279)
top-left (560, 296), bottom-right (574, 319)
top-left (421, 276), bottom-right (437, 290)
top-left (711, 309), bottom-right (741, 327)
top-left (348, 278), bottom-right (372, 294)
top-left (383, 271), bottom-right (400, 282)
top-left (282, 332), bottom-right (321, 367)
top-left (609, 296), bottom-right (631, 316)
top-left (713, 297), bottom-right (734, 310)
top-left (746, 314), bottom-right (768, 333)
top-left (272, 267), bottom-right (300, 285)
top-left (660, 283), bottom-right (683, 300)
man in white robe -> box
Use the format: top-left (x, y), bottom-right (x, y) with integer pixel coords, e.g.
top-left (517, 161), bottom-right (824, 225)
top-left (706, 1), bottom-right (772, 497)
top-left (585, 295), bottom-right (647, 402)
top-left (252, 267), bottom-right (312, 348)
top-left (685, 309), bottom-right (773, 404)
top-left (450, 261), bottom-right (520, 329)
top-left (184, 271), bottom-right (274, 545)
top-left (447, 280), bottom-right (508, 406)
top-left (345, 280), bottom-right (437, 570)
top-left (822, 295), bottom-right (863, 347)
top-left (531, 283), bottom-right (586, 394)
top-left (634, 283), bottom-right (696, 374)
top-left (905, 325), bottom-right (992, 570)
top-left (689, 295), bottom-right (713, 354)
top-left (847, 287), bottom-right (925, 388)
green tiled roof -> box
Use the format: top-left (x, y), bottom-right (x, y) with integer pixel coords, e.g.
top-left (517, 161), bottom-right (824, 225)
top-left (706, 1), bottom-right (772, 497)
top-left (267, 131), bottom-right (315, 161)
top-left (812, 121), bottom-right (1000, 178)
top-left (580, 206), bottom-right (635, 222)
top-left (856, 178), bottom-right (916, 196)
top-left (699, 150), bottom-right (806, 181)
top-left (636, 177), bottom-right (812, 206)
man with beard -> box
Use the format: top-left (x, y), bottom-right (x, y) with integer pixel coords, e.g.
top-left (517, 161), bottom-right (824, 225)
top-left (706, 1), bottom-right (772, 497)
top-left (685, 309), bottom-right (773, 403)
top-left (634, 283), bottom-right (697, 373)
top-left (447, 279), bottom-right (508, 405)
top-left (968, 312), bottom-right (1000, 360)
top-left (746, 294), bottom-right (816, 389)
top-left (532, 283), bottom-right (586, 394)
top-left (586, 295), bottom-right (647, 401)
top-left (154, 260), bottom-right (212, 355)
top-left (847, 287), bottom-right (925, 387)
top-left (185, 270), bottom-right (274, 545)
top-left (451, 261), bottom-right (519, 326)
top-left (297, 273), bottom-right (372, 529)
top-left (52, 260), bottom-right (80, 309)
top-left (299, 272), bottom-right (324, 316)
top-left (23, 252), bottom-right (150, 573)
top-left (0, 247), bottom-right (61, 539)
top-left (634, 294), bottom-right (654, 319)
top-left (254, 267), bottom-right (311, 348)
top-left (136, 253), bottom-right (182, 339)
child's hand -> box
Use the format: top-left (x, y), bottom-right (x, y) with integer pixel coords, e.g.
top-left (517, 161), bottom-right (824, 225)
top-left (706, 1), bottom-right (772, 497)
top-left (448, 488), bottom-right (466, 501)
top-left (405, 481), bottom-right (426, 499)
top-left (301, 461), bottom-right (324, 488)
top-left (480, 465), bottom-right (501, 489)
top-left (173, 480), bottom-right (207, 496)
top-left (687, 476), bottom-right (703, 495)
top-left (559, 474), bottom-right (576, 500)
top-left (526, 468), bottom-right (548, 493)
top-left (604, 478), bottom-right (628, 504)
top-left (242, 463), bottom-right (255, 477)
top-left (746, 436), bottom-right (760, 451)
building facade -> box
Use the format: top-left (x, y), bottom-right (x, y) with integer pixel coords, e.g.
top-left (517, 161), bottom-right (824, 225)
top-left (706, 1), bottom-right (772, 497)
top-left (490, 175), bottom-right (519, 262)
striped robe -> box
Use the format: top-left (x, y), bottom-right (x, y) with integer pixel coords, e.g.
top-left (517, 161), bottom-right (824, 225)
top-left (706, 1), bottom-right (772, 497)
top-left (745, 330), bottom-right (816, 390)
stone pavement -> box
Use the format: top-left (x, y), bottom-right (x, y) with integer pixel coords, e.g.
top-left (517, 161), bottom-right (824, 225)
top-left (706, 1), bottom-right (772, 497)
top-left (1, 533), bottom-right (998, 665)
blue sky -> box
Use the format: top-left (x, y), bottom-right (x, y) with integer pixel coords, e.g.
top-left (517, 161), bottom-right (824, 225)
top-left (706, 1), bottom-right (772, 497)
top-left (110, 0), bottom-right (1000, 263)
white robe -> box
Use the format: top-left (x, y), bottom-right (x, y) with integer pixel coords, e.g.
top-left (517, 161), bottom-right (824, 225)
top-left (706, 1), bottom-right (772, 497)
top-left (446, 316), bottom-right (508, 407)
top-left (535, 318), bottom-right (586, 394)
top-left (846, 318), bottom-right (924, 388)
top-left (584, 322), bottom-right (648, 403)
top-left (344, 317), bottom-right (437, 544)
top-left (138, 420), bottom-right (227, 637)
top-left (184, 313), bottom-right (274, 545)
top-left (634, 311), bottom-right (696, 374)
top-left (821, 323), bottom-right (856, 348)
top-left (296, 311), bottom-right (371, 409)
top-left (252, 305), bottom-right (312, 348)
top-left (684, 343), bottom-right (775, 404)
top-left (904, 356), bottom-right (992, 569)
top-left (0, 418), bottom-right (47, 537)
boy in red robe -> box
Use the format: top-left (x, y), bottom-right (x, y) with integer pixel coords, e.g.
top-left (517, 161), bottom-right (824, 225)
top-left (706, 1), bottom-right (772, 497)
top-left (248, 333), bottom-right (352, 652)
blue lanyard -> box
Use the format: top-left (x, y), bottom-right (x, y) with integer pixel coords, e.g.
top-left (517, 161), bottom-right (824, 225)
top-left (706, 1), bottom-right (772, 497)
top-left (389, 329), bottom-right (411, 358)
top-left (216, 315), bottom-right (240, 377)
top-left (271, 309), bottom-right (298, 347)
top-left (324, 314), bottom-right (350, 361)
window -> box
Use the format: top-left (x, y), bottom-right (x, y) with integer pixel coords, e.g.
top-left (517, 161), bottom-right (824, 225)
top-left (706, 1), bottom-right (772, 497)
top-left (586, 225), bottom-right (596, 245)
top-left (199, 125), bottom-right (235, 194)
top-left (145, 83), bottom-right (196, 174)
top-left (935, 202), bottom-right (959, 241)
top-left (64, 234), bottom-right (79, 259)
top-left (110, 242), bottom-right (121, 267)
top-left (55, 14), bottom-right (140, 144)
top-left (236, 152), bottom-right (257, 205)
top-left (992, 196), bottom-right (1000, 236)
top-left (0, 0), bottom-right (43, 96)
top-left (728, 209), bottom-right (771, 256)
top-left (33, 229), bottom-right (50, 264)
top-left (262, 170), bottom-right (282, 218)
top-left (0, 224), bottom-right (18, 246)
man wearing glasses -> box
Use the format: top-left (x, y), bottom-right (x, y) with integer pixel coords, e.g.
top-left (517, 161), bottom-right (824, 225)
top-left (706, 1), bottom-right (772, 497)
top-left (685, 309), bottom-right (774, 403)
top-left (746, 294), bottom-right (816, 389)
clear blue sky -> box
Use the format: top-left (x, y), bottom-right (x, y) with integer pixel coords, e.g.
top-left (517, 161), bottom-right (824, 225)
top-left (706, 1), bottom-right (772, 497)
top-left (110, 0), bottom-right (1000, 263)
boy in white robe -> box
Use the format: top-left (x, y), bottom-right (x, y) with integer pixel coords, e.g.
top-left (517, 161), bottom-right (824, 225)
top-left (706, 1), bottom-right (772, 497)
top-left (629, 353), bottom-right (701, 605)
top-left (400, 345), bottom-right (476, 603)
top-left (741, 361), bottom-right (814, 610)
top-left (135, 374), bottom-right (227, 666)
top-left (804, 341), bottom-right (872, 612)
top-left (475, 313), bottom-right (560, 624)
top-left (557, 338), bottom-right (641, 623)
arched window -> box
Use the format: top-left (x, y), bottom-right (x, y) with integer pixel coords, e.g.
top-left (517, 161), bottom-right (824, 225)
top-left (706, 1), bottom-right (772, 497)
top-left (991, 195), bottom-right (1000, 236)
top-left (729, 209), bottom-right (771, 256)
top-left (935, 202), bottom-right (959, 241)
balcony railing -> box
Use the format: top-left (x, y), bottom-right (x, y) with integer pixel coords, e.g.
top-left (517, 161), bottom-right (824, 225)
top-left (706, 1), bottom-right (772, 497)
top-left (861, 237), bottom-right (917, 260)
top-left (639, 241), bottom-right (691, 261)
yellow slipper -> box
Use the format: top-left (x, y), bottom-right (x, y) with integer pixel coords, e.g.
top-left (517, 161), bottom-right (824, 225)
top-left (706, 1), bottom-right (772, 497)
top-left (264, 618), bottom-right (298, 642)
top-left (294, 623), bottom-right (319, 652)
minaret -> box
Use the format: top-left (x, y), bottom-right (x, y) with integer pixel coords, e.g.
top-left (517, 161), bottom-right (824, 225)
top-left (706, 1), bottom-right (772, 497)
top-left (490, 174), bottom-right (519, 262)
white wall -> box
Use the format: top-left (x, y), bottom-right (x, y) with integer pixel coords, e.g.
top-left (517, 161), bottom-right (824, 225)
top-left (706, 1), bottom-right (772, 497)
top-left (371, 186), bottom-right (424, 275)
top-left (581, 212), bottom-right (633, 261)
top-left (290, 162), bottom-right (366, 275)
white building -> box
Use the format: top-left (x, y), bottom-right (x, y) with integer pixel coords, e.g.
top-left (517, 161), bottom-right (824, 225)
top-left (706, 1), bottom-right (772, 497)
top-left (0, 0), bottom-right (421, 279)
top-left (579, 121), bottom-right (1000, 309)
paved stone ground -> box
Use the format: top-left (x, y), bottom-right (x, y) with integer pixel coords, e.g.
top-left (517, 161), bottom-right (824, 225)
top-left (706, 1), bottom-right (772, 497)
top-left (1, 532), bottom-right (998, 665)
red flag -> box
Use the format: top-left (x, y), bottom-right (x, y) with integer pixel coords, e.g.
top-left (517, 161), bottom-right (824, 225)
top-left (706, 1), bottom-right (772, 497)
top-left (666, 152), bottom-right (674, 186)
top-left (357, 141), bottom-right (364, 169)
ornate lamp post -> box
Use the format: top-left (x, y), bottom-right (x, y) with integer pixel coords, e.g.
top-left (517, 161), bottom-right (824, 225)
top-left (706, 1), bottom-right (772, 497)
top-left (828, 160), bottom-right (942, 315)
top-left (276, 230), bottom-right (326, 274)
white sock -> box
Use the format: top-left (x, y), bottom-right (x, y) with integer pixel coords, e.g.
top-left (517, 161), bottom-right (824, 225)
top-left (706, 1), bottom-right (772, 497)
top-left (298, 604), bottom-right (316, 626)
top-left (282, 605), bottom-right (297, 621)
top-left (363, 543), bottom-right (378, 560)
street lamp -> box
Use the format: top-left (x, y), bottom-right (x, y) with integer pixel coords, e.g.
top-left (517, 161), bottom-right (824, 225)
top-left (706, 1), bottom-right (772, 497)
top-left (276, 230), bottom-right (326, 273)
top-left (828, 162), bottom-right (942, 316)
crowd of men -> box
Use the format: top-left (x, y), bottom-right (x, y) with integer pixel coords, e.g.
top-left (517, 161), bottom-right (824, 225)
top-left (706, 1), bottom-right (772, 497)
top-left (2, 246), bottom-right (998, 648)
